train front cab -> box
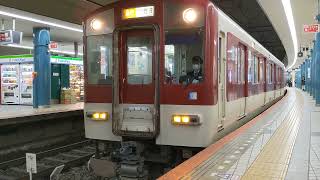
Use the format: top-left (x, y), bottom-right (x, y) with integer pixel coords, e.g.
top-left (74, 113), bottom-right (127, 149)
top-left (84, 0), bottom-right (221, 148)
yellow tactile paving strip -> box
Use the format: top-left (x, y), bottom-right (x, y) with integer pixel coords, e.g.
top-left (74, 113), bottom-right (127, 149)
top-left (241, 91), bottom-right (304, 180)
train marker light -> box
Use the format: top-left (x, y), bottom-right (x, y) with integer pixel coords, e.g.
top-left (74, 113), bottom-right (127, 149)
top-left (173, 116), bottom-right (182, 123)
top-left (93, 113), bottom-right (100, 119)
top-left (183, 8), bottom-right (197, 24)
top-left (99, 113), bottom-right (107, 119)
top-left (182, 116), bottom-right (190, 123)
top-left (87, 112), bottom-right (109, 121)
top-left (172, 115), bottom-right (201, 126)
top-left (90, 19), bottom-right (103, 31)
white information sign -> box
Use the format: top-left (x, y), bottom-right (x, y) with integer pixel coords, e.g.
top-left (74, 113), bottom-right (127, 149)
top-left (26, 153), bottom-right (37, 173)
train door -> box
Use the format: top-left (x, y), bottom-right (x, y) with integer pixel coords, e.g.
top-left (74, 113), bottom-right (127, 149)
top-left (113, 27), bottom-right (160, 138)
top-left (218, 32), bottom-right (226, 128)
top-left (238, 44), bottom-right (246, 117)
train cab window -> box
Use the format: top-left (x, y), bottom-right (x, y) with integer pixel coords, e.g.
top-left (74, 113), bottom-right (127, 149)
top-left (86, 34), bottom-right (113, 85)
top-left (164, 30), bottom-right (204, 85)
top-left (127, 36), bottom-right (153, 85)
top-left (164, 1), bottom-right (205, 85)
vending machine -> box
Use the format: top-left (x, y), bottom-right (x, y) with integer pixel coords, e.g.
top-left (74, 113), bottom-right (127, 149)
top-left (19, 64), bottom-right (33, 105)
top-left (1, 65), bottom-right (20, 104)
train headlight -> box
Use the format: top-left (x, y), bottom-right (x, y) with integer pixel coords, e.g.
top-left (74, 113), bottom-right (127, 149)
top-left (182, 116), bottom-right (190, 123)
top-left (90, 19), bottom-right (103, 31)
top-left (93, 113), bottom-right (100, 119)
top-left (172, 115), bottom-right (201, 126)
top-left (87, 112), bottom-right (109, 121)
top-left (183, 8), bottom-right (198, 24)
top-left (173, 116), bottom-right (182, 123)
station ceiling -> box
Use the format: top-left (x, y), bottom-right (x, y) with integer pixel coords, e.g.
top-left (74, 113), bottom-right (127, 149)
top-left (0, 0), bottom-right (287, 65)
top-left (213, 0), bottom-right (287, 66)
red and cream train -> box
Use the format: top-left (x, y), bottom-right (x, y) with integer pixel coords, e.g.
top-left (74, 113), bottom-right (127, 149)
top-left (83, 0), bottom-right (286, 178)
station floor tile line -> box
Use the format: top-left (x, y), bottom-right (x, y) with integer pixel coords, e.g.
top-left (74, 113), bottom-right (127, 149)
top-left (242, 90), bottom-right (303, 180)
top-left (285, 89), bottom-right (312, 180)
top-left (195, 92), bottom-right (295, 179)
top-left (191, 89), bottom-right (299, 180)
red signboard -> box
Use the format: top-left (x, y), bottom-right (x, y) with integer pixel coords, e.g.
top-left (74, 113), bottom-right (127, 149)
top-left (50, 42), bottom-right (58, 49)
top-left (0, 31), bottom-right (12, 44)
top-left (304, 24), bottom-right (320, 33)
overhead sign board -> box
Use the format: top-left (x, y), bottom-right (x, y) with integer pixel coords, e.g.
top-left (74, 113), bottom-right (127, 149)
top-left (0, 30), bottom-right (23, 45)
top-left (123, 6), bottom-right (155, 19)
top-left (304, 24), bottom-right (320, 33)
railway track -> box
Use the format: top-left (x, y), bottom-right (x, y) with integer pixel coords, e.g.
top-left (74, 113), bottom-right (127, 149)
top-left (0, 141), bottom-right (95, 180)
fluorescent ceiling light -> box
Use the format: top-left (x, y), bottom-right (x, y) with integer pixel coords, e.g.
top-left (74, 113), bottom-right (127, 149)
top-left (282, 0), bottom-right (298, 70)
top-left (0, 10), bottom-right (83, 32)
top-left (4, 44), bottom-right (83, 56)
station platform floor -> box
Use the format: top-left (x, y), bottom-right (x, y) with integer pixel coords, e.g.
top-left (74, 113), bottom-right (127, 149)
top-left (0, 102), bottom-right (83, 120)
top-left (160, 88), bottom-right (319, 180)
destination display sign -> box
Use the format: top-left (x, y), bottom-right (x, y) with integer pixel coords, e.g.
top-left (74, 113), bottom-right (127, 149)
top-left (123, 6), bottom-right (155, 20)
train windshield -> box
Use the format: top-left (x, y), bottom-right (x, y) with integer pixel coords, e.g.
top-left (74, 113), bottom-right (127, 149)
top-left (86, 34), bottom-right (113, 85)
top-left (164, 1), bottom-right (205, 85)
top-left (165, 30), bottom-right (204, 84)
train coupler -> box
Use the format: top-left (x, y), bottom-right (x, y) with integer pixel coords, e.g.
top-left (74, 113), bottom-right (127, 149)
top-left (118, 141), bottom-right (148, 180)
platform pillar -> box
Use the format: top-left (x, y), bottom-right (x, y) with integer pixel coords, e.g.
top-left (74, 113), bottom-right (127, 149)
top-left (302, 62), bottom-right (305, 90)
top-left (33, 27), bottom-right (51, 108)
top-left (306, 59), bottom-right (311, 93)
top-left (311, 48), bottom-right (315, 98)
top-left (295, 68), bottom-right (301, 89)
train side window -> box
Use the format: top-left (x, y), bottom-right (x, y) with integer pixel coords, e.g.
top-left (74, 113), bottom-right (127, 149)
top-left (270, 63), bottom-right (273, 83)
top-left (272, 64), bottom-right (274, 83)
top-left (86, 34), bottom-right (113, 85)
top-left (240, 48), bottom-right (245, 84)
top-left (254, 55), bottom-right (259, 84)
top-left (267, 63), bottom-right (271, 84)
top-left (237, 47), bottom-right (241, 84)
top-left (259, 59), bottom-right (264, 83)
top-left (248, 51), bottom-right (253, 83)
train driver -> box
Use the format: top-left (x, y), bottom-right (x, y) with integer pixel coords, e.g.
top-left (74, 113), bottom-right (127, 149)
top-left (185, 56), bottom-right (204, 84)
top-left (178, 56), bottom-right (204, 84)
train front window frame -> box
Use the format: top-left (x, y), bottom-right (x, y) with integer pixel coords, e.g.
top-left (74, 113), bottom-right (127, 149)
top-left (164, 29), bottom-right (205, 85)
top-left (164, 1), bottom-right (205, 85)
top-left (86, 34), bottom-right (113, 85)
